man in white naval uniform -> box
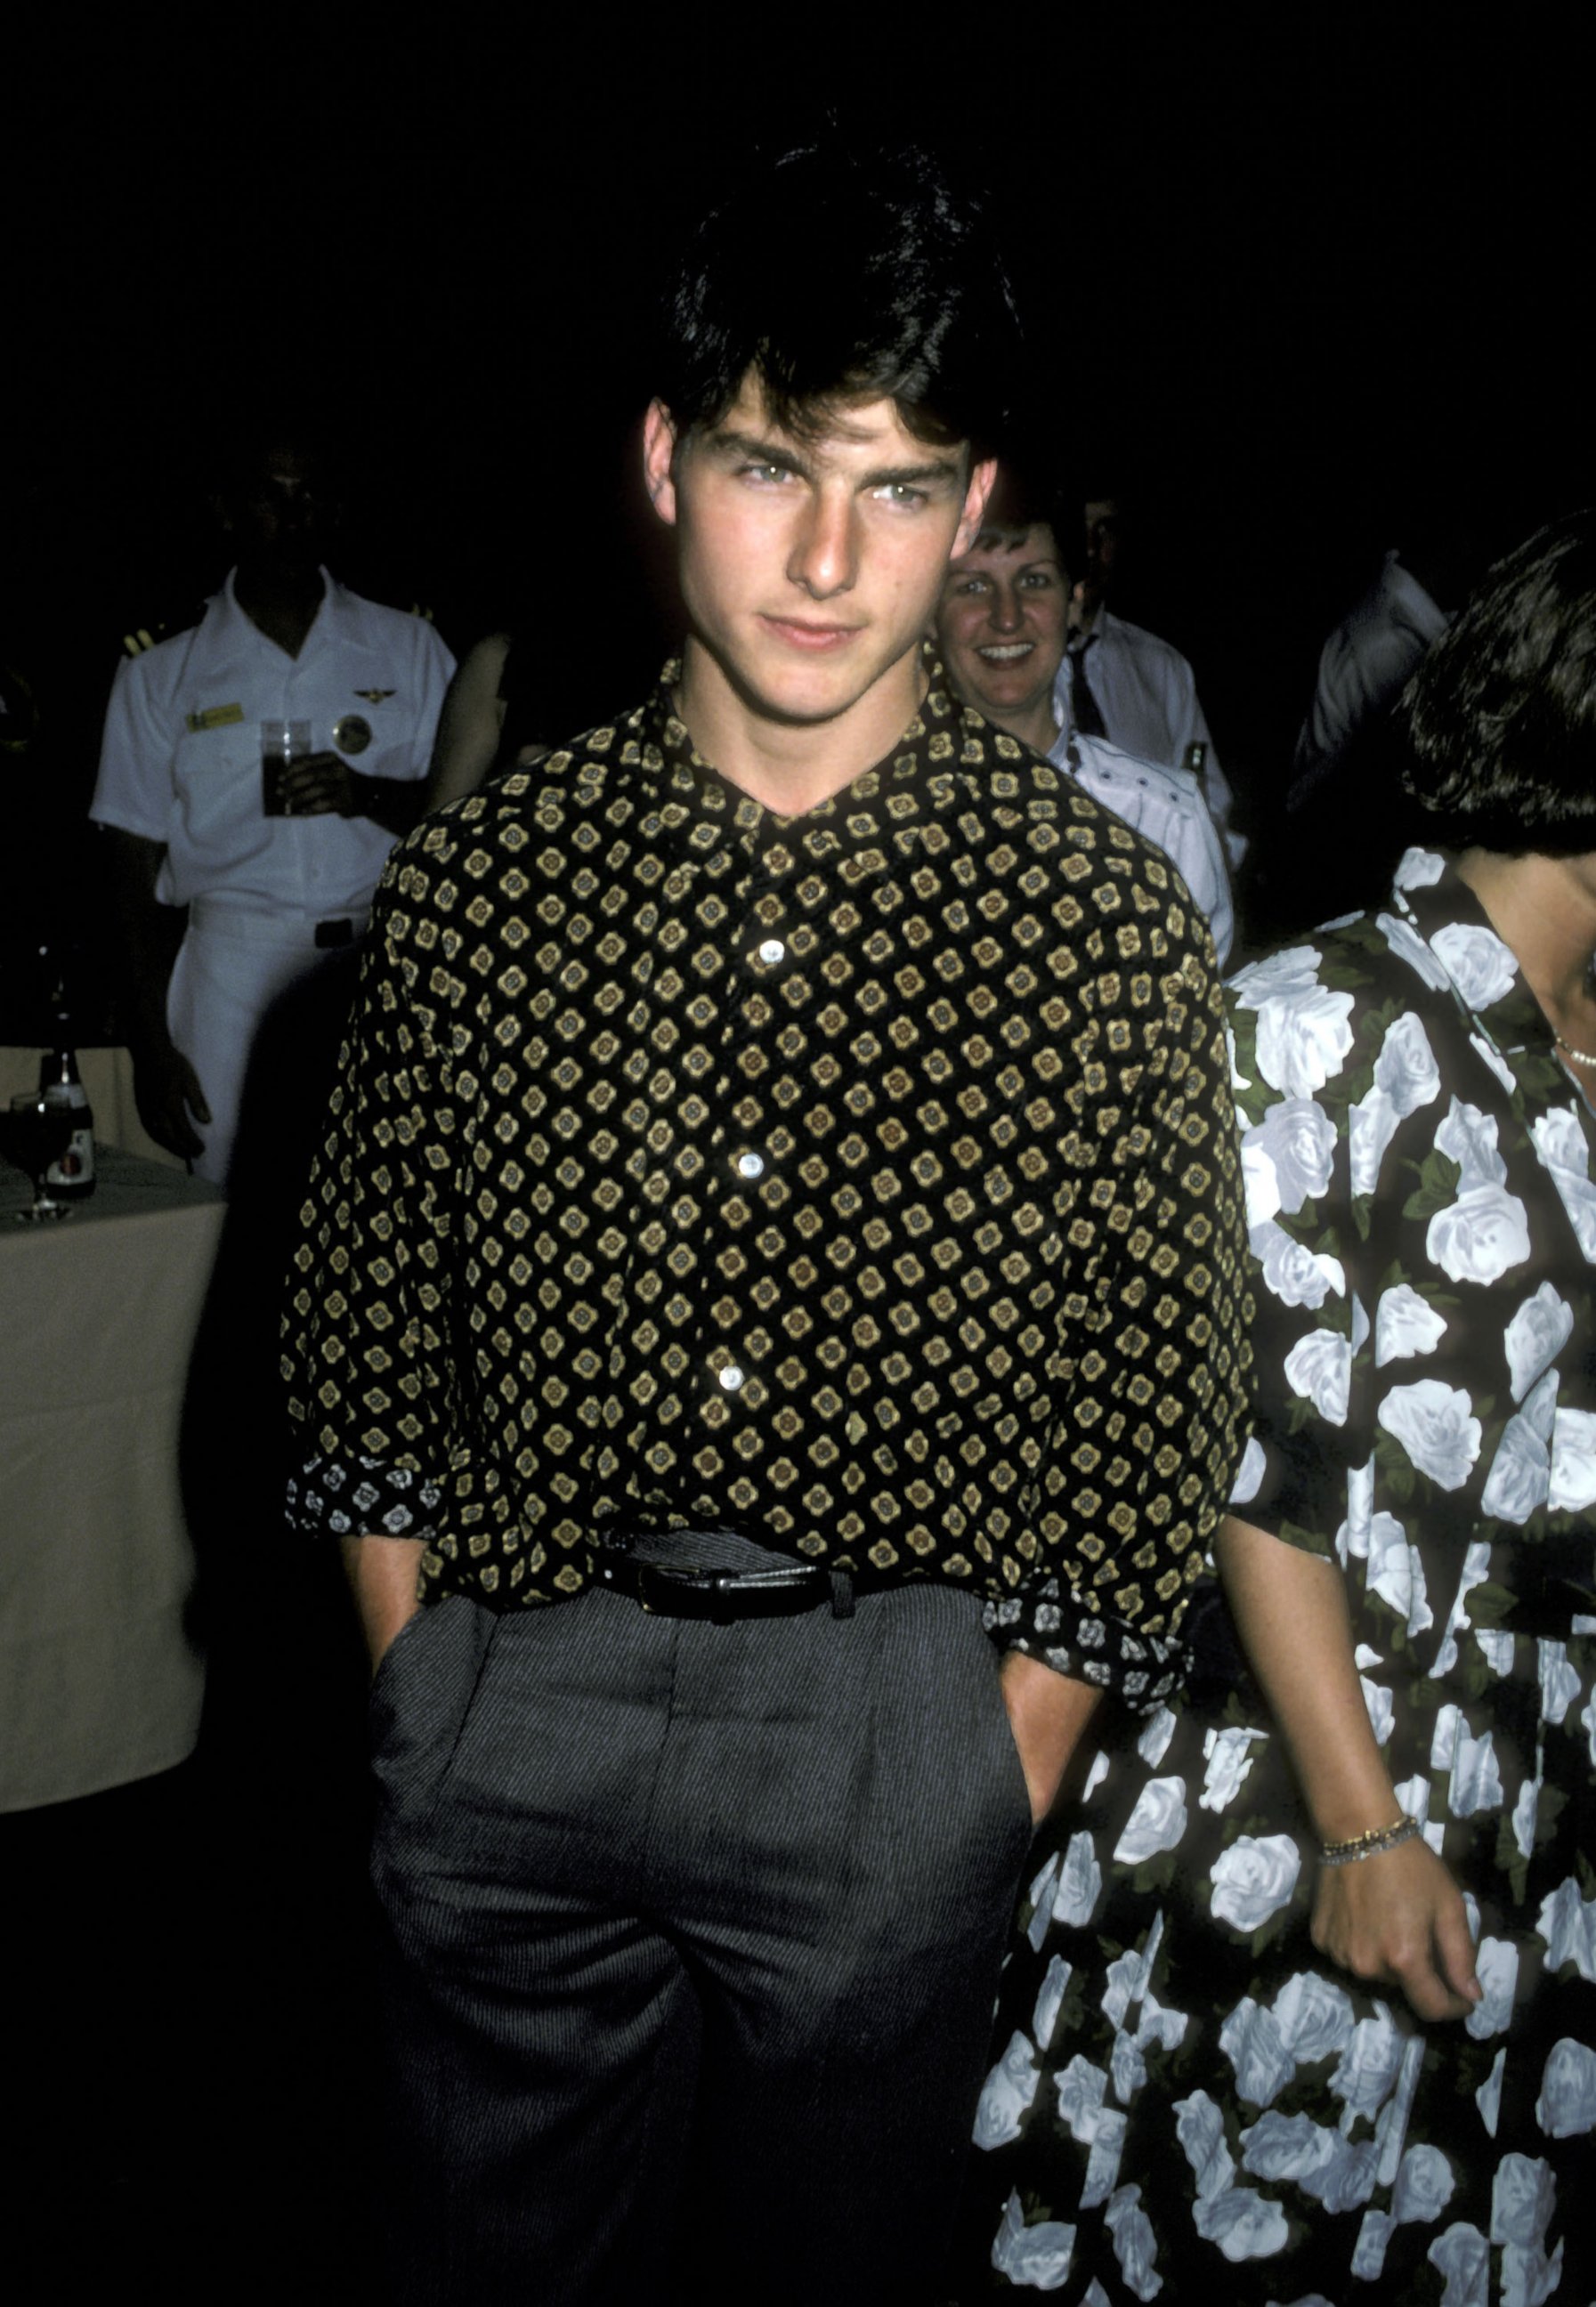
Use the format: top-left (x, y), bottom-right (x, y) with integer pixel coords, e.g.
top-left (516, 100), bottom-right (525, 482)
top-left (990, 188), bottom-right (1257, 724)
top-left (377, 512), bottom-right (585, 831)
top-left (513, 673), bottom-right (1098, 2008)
top-left (937, 502), bottom-right (1234, 965)
top-left (91, 438), bottom-right (455, 1185)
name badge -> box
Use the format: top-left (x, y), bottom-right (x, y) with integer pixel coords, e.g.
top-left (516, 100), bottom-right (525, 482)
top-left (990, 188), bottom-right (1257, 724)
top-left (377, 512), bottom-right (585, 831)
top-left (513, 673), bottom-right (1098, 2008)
top-left (185, 702), bottom-right (245, 733)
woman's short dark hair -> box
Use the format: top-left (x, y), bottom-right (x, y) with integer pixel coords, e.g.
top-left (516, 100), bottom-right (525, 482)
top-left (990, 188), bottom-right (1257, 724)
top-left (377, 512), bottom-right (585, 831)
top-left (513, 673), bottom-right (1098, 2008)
top-left (1400, 508), bottom-right (1596, 854)
top-left (655, 140), bottom-right (1025, 462)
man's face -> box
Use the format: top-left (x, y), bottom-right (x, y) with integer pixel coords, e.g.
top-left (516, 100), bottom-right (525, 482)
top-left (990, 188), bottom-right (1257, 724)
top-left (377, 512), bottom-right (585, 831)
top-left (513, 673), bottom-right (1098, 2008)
top-left (225, 442), bottom-right (332, 581)
top-left (644, 376), bottom-right (994, 733)
top-left (1083, 498), bottom-right (1121, 587)
top-left (936, 525), bottom-right (1070, 731)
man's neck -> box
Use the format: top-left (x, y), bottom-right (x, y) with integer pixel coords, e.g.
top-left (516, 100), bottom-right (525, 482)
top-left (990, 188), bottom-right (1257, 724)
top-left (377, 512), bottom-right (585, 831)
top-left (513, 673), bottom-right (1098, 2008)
top-left (675, 635), bottom-right (927, 817)
top-left (1455, 848), bottom-right (1596, 1049)
top-left (233, 563), bottom-right (327, 660)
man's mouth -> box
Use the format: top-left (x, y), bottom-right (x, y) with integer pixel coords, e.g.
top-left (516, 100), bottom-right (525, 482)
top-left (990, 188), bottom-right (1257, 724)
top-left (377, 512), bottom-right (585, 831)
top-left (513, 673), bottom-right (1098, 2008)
top-left (761, 615), bottom-right (863, 651)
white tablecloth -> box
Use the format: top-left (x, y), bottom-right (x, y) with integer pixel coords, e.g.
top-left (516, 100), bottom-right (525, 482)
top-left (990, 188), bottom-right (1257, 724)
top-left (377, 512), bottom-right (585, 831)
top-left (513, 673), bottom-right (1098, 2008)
top-left (0, 1142), bottom-right (222, 1809)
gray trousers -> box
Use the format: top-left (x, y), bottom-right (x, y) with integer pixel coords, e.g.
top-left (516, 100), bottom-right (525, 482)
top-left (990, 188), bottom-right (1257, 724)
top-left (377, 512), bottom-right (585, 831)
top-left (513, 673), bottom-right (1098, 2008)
top-left (369, 1559), bottom-right (1034, 2304)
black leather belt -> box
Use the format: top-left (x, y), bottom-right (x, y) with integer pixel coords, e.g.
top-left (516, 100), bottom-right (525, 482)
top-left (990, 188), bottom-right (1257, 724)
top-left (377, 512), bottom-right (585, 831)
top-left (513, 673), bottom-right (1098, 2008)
top-left (314, 917), bottom-right (359, 948)
top-left (595, 1553), bottom-right (879, 1623)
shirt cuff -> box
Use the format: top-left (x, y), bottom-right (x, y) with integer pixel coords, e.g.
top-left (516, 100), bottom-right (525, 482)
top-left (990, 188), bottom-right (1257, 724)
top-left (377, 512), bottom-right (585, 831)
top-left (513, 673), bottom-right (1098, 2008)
top-left (286, 1453), bottom-right (445, 1542)
top-left (982, 1578), bottom-right (1186, 1713)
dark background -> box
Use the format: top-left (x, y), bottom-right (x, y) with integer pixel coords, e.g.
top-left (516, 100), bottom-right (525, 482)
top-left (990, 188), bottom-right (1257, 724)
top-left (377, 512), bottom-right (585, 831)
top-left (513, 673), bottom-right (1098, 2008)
top-left (6, 16), bottom-right (1595, 1012)
top-left (4, 20), bottom-right (1594, 2295)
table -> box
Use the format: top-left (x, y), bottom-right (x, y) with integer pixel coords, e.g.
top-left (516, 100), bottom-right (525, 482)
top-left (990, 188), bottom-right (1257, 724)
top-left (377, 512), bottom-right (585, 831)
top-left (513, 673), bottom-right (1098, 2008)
top-left (0, 1141), bottom-right (223, 1809)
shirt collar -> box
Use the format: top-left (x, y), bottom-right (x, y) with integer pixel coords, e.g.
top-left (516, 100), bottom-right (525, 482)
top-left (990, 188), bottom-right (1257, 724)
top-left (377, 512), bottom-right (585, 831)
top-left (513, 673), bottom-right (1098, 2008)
top-left (631, 644), bottom-right (991, 886)
top-left (217, 563), bottom-right (342, 657)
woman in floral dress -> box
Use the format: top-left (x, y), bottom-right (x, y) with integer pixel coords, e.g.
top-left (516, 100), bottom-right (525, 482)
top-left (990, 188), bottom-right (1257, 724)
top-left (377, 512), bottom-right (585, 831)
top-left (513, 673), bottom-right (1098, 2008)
top-left (961, 517), bottom-right (1596, 2303)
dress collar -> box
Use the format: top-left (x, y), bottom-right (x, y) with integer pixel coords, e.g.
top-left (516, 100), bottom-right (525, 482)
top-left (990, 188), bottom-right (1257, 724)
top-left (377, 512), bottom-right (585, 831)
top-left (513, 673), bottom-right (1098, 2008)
top-left (1385, 847), bottom-right (1573, 1113)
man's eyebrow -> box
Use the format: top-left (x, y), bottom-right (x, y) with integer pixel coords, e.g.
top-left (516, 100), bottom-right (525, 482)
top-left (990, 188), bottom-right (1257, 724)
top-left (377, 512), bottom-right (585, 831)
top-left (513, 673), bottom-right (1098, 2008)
top-left (858, 456), bottom-right (964, 490)
top-left (707, 428), bottom-right (819, 479)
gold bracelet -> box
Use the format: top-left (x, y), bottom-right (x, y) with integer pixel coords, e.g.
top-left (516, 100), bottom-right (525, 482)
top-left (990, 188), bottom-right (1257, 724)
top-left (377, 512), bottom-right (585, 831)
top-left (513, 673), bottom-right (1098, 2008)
top-left (1319, 1812), bottom-right (1419, 1866)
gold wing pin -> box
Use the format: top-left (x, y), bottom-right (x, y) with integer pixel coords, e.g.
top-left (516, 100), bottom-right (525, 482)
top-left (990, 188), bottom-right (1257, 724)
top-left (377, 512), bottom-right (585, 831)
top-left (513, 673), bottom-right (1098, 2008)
top-left (353, 688), bottom-right (395, 703)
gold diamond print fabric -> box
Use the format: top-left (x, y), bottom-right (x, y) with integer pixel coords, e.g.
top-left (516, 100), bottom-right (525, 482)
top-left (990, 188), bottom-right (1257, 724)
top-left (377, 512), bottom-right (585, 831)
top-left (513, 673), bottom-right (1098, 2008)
top-left (283, 663), bottom-right (1252, 1704)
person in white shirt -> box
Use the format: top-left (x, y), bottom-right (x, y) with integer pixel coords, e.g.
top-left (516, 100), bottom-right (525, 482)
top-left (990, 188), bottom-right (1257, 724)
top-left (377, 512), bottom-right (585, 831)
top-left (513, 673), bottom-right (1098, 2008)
top-left (936, 493), bottom-right (1234, 965)
top-left (91, 435), bottom-right (455, 1185)
top-left (1062, 492), bottom-right (1243, 866)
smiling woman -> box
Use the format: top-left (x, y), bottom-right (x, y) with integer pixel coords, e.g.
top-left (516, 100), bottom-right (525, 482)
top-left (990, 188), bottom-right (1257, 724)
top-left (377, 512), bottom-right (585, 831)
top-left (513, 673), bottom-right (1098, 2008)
top-left (936, 526), bottom-right (1071, 751)
top-left (932, 462), bottom-right (1235, 962)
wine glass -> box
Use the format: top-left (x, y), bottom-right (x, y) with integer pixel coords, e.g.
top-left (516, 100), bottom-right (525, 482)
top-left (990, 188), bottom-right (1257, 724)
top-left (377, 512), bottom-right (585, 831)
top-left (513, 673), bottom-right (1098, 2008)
top-left (9, 1092), bottom-right (77, 1222)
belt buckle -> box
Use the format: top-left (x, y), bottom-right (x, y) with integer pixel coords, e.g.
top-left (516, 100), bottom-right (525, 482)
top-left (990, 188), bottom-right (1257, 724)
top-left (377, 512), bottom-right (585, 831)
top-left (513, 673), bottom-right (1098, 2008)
top-left (633, 1559), bottom-right (703, 1615)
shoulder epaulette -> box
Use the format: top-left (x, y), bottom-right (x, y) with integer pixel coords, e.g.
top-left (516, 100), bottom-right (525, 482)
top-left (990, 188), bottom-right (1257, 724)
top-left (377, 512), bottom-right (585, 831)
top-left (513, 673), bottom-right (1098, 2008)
top-left (118, 599), bottom-right (207, 660)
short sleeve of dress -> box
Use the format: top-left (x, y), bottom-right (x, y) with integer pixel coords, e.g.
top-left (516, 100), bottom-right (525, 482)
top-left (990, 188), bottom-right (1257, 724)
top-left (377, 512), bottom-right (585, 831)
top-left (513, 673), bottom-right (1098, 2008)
top-left (1224, 935), bottom-right (1388, 1561)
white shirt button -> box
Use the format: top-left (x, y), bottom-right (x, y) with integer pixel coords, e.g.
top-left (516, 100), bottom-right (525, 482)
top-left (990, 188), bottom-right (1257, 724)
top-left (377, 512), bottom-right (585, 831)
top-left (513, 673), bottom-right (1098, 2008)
top-left (737, 1152), bottom-right (765, 1179)
top-left (758, 938), bottom-right (785, 965)
top-left (718, 1364), bottom-right (745, 1391)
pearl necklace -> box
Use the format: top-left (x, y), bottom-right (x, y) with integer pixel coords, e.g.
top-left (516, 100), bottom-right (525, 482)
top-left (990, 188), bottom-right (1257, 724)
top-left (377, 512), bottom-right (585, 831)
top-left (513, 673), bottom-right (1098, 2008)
top-left (1553, 1028), bottom-right (1596, 1065)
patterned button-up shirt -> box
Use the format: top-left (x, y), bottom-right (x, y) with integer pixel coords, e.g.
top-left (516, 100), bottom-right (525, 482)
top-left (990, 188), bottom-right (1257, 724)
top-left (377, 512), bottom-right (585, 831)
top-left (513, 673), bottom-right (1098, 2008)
top-left (282, 661), bottom-right (1252, 1705)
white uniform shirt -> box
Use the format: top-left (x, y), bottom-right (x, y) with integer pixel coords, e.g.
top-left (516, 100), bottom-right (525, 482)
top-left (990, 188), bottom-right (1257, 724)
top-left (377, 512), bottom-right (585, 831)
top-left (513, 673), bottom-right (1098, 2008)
top-left (1292, 549), bottom-right (1450, 786)
top-left (91, 569), bottom-right (456, 914)
top-left (1053, 606), bottom-right (1242, 865)
top-left (1052, 727), bottom-right (1234, 967)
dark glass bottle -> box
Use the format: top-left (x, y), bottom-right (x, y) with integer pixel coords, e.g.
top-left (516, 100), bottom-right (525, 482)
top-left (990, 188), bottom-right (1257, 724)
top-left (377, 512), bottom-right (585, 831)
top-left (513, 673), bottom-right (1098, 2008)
top-left (37, 1040), bottom-right (95, 1200)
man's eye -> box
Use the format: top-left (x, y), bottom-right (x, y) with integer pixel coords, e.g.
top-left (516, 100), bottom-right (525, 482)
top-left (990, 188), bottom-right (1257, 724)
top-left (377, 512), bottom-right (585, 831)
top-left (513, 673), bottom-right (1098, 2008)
top-left (742, 462), bottom-right (793, 485)
top-left (879, 484), bottom-right (927, 507)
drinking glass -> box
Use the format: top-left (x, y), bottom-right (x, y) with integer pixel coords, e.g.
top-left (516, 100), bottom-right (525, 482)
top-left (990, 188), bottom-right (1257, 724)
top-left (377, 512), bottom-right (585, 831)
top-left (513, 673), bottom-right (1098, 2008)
top-left (262, 718), bottom-right (314, 815)
top-left (9, 1091), bottom-right (76, 1222)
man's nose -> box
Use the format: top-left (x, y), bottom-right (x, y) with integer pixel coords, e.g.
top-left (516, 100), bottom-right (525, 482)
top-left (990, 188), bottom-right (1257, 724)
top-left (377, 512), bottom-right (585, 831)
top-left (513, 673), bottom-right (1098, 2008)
top-left (787, 489), bottom-right (858, 598)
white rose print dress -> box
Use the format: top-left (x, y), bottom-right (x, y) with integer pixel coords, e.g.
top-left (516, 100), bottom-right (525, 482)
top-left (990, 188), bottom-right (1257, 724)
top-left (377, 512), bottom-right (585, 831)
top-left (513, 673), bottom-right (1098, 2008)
top-left (960, 855), bottom-right (1596, 2303)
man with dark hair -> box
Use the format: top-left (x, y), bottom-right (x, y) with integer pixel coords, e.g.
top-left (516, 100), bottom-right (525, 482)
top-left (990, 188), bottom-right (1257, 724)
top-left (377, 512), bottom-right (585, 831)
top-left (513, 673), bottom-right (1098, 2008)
top-left (282, 142), bottom-right (1252, 2303)
top-left (91, 433), bottom-right (454, 1184)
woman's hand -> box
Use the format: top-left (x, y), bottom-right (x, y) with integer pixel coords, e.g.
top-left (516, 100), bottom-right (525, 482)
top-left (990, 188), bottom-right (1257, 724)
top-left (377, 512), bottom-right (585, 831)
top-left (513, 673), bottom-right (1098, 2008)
top-left (1215, 1518), bottom-right (1486, 2026)
top-left (1311, 1834), bottom-right (1483, 2023)
top-left (999, 1651), bottom-right (1103, 1825)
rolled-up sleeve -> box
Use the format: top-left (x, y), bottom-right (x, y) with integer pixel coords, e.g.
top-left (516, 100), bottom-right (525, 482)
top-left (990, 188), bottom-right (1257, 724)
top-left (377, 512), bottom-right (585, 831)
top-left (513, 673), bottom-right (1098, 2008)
top-left (281, 837), bottom-right (463, 1541)
top-left (984, 923), bottom-right (1254, 1710)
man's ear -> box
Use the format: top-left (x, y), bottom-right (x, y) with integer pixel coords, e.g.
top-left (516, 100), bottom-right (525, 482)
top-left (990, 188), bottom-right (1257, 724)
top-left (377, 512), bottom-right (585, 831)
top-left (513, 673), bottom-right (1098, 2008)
top-left (210, 490), bottom-right (232, 535)
top-left (954, 457), bottom-right (998, 556)
top-left (642, 401), bottom-right (681, 526)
